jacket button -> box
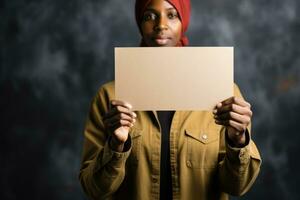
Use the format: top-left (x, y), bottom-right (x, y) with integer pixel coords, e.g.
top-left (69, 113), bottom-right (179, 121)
top-left (239, 149), bottom-right (245, 158)
top-left (202, 134), bottom-right (208, 140)
top-left (187, 161), bottom-right (192, 167)
top-left (152, 177), bottom-right (158, 183)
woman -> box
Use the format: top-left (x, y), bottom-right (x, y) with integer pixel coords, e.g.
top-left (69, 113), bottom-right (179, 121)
top-left (79, 0), bottom-right (261, 199)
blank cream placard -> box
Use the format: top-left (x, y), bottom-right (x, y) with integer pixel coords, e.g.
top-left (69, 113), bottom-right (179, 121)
top-left (115, 47), bottom-right (233, 111)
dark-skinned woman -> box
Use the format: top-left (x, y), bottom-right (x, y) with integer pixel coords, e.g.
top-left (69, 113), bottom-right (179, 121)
top-left (79, 0), bottom-right (261, 199)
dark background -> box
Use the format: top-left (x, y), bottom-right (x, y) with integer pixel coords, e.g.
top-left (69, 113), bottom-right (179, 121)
top-left (1, 0), bottom-right (300, 199)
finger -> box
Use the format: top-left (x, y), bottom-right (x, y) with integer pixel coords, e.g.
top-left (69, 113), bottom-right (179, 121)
top-left (104, 112), bottom-right (136, 126)
top-left (220, 96), bottom-right (251, 108)
top-left (215, 103), bottom-right (252, 116)
top-left (105, 99), bottom-right (134, 119)
top-left (215, 119), bottom-right (246, 133)
top-left (104, 105), bottom-right (136, 120)
top-left (215, 111), bottom-right (251, 125)
top-left (105, 118), bottom-right (134, 132)
top-left (229, 105), bottom-right (252, 117)
top-left (214, 104), bottom-right (231, 115)
top-left (114, 105), bottom-right (136, 118)
top-left (109, 119), bottom-right (134, 129)
top-left (228, 120), bottom-right (247, 133)
top-left (232, 97), bottom-right (251, 108)
top-left (108, 123), bottom-right (132, 135)
top-left (220, 96), bottom-right (235, 106)
top-left (111, 100), bottom-right (133, 110)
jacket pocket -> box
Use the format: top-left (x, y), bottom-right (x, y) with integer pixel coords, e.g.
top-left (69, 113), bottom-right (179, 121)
top-left (128, 128), bottom-right (142, 165)
top-left (185, 128), bottom-right (220, 169)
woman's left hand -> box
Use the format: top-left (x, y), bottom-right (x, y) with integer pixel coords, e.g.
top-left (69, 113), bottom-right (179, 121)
top-left (213, 96), bottom-right (252, 147)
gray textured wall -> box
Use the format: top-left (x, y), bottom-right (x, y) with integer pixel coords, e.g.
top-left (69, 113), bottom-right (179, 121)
top-left (1, 0), bottom-right (300, 199)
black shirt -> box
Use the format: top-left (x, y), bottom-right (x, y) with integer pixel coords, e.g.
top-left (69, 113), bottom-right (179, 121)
top-left (157, 111), bottom-right (175, 200)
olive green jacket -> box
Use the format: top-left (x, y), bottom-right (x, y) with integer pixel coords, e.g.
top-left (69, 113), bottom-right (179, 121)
top-left (79, 81), bottom-right (261, 200)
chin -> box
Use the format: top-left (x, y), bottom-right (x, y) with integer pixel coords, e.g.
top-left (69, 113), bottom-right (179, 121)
top-left (155, 43), bottom-right (170, 47)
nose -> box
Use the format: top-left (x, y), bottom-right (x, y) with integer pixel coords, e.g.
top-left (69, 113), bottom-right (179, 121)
top-left (154, 15), bottom-right (168, 32)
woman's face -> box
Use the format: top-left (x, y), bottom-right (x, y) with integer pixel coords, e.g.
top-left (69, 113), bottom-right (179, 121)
top-left (141, 0), bottom-right (182, 47)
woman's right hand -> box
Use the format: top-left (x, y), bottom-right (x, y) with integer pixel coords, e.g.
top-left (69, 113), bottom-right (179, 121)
top-left (103, 100), bottom-right (137, 152)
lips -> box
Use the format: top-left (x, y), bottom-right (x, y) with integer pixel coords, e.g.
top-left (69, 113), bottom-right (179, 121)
top-left (153, 35), bottom-right (170, 46)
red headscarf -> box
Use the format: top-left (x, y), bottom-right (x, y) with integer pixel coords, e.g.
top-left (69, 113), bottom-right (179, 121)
top-left (135, 0), bottom-right (191, 46)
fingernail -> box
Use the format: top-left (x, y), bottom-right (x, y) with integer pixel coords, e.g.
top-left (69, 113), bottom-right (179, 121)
top-left (132, 112), bottom-right (137, 118)
top-left (126, 103), bottom-right (132, 109)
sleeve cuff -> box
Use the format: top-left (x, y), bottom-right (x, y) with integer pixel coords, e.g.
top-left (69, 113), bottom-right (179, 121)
top-left (225, 129), bottom-right (251, 166)
top-left (94, 135), bottom-right (132, 172)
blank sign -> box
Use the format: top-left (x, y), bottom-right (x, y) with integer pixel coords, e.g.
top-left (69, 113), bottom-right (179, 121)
top-left (115, 47), bottom-right (233, 111)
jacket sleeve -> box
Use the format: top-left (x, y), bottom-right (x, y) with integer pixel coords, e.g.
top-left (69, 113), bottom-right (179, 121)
top-left (79, 86), bottom-right (131, 199)
top-left (218, 83), bottom-right (262, 196)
